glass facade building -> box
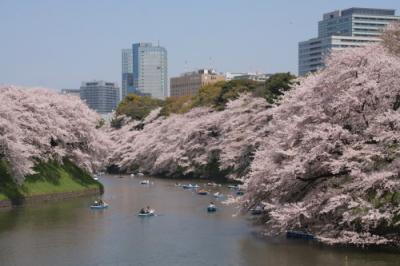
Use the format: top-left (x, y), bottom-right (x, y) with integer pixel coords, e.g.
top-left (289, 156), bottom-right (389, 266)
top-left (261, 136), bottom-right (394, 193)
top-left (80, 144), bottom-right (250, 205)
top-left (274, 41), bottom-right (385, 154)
top-left (299, 7), bottom-right (400, 76)
top-left (80, 81), bottom-right (119, 114)
top-left (121, 49), bottom-right (133, 99)
top-left (132, 43), bottom-right (168, 99)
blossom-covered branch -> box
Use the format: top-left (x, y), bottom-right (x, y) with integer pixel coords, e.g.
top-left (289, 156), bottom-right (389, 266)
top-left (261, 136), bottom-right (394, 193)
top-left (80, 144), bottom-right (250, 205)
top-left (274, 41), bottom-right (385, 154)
top-left (0, 86), bottom-right (110, 183)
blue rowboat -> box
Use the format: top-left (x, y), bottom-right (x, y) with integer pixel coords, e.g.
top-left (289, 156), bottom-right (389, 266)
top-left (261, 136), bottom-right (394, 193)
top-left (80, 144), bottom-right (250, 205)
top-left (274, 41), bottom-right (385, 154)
top-left (236, 190), bottom-right (244, 196)
top-left (286, 231), bottom-right (314, 240)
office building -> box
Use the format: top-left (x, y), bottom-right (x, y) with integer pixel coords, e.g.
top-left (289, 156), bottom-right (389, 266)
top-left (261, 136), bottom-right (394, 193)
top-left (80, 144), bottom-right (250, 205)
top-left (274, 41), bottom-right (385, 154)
top-left (121, 48), bottom-right (133, 99)
top-left (225, 72), bottom-right (271, 82)
top-left (170, 69), bottom-right (225, 97)
top-left (132, 43), bottom-right (168, 99)
top-left (80, 81), bottom-right (119, 114)
top-left (224, 72), bottom-right (249, 81)
top-left (299, 8), bottom-right (400, 76)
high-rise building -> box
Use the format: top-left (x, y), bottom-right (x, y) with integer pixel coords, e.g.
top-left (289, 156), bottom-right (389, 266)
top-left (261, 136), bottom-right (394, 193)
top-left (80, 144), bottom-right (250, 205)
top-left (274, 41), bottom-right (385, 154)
top-left (132, 42), bottom-right (168, 99)
top-left (80, 81), bottom-right (119, 114)
top-left (121, 49), bottom-right (133, 99)
top-left (170, 69), bottom-right (225, 97)
top-left (299, 8), bottom-right (400, 76)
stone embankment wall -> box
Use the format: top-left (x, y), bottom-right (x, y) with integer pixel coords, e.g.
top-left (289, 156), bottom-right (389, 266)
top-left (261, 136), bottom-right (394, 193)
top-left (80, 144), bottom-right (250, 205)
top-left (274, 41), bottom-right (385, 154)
top-left (0, 187), bottom-right (101, 208)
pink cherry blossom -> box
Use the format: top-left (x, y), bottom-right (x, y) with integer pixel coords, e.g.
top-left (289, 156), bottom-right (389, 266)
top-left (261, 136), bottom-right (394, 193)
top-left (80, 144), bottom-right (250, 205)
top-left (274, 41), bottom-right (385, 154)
top-left (0, 86), bottom-right (110, 183)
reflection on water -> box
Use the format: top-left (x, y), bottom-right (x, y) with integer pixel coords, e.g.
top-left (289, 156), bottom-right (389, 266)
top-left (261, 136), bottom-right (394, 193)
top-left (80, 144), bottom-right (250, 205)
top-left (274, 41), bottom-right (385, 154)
top-left (0, 175), bottom-right (398, 266)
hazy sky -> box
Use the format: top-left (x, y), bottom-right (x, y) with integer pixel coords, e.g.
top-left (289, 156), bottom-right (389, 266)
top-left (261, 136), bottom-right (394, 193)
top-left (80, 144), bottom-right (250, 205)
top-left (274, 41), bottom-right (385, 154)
top-left (1, 0), bottom-right (399, 90)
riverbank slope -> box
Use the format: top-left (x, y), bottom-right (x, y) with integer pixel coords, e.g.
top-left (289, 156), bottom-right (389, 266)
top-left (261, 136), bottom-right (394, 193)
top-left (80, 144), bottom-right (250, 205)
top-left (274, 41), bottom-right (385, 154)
top-left (0, 159), bottom-right (103, 207)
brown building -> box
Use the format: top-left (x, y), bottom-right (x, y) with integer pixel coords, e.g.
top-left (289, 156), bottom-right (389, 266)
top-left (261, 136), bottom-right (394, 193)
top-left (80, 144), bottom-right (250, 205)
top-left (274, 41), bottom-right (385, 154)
top-left (170, 69), bottom-right (225, 97)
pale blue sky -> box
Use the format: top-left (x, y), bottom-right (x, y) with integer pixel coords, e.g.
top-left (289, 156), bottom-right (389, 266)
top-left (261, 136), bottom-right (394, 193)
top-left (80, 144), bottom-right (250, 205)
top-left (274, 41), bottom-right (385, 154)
top-left (0, 0), bottom-right (399, 90)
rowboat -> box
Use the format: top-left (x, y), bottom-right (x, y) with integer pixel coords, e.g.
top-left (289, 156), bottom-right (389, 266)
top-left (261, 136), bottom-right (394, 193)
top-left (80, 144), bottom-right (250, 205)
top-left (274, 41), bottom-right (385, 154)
top-left (286, 231), bottom-right (314, 240)
top-left (90, 203), bottom-right (108, 209)
top-left (197, 189), bottom-right (208, 195)
top-left (207, 204), bottom-right (217, 212)
top-left (138, 209), bottom-right (155, 217)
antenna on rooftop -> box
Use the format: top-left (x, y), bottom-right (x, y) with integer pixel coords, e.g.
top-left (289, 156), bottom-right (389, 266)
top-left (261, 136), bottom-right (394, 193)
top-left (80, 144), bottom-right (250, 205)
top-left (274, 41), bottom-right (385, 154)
top-left (184, 60), bottom-right (188, 72)
top-left (209, 56), bottom-right (214, 70)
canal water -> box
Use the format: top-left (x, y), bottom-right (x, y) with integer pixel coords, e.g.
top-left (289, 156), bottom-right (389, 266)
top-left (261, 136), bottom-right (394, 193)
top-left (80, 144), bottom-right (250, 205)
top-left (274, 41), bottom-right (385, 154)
top-left (0, 175), bottom-right (399, 266)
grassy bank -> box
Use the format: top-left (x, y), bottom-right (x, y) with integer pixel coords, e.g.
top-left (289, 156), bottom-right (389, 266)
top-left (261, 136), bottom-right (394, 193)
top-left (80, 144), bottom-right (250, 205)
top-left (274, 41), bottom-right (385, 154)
top-left (0, 158), bottom-right (103, 205)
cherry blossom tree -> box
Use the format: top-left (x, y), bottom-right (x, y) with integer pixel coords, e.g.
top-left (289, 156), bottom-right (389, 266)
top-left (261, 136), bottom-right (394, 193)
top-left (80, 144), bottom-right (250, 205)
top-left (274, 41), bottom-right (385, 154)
top-left (106, 22), bottom-right (400, 246)
top-left (107, 95), bottom-right (272, 179)
top-left (382, 21), bottom-right (400, 56)
top-left (244, 23), bottom-right (400, 245)
top-left (0, 86), bottom-right (110, 183)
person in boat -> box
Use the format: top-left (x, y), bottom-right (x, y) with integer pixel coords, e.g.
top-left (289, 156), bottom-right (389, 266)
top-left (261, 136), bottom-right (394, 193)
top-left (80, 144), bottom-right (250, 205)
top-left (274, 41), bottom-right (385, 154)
top-left (208, 202), bottom-right (216, 211)
top-left (145, 206), bottom-right (151, 213)
top-left (98, 199), bottom-right (104, 206)
top-left (140, 208), bottom-right (146, 214)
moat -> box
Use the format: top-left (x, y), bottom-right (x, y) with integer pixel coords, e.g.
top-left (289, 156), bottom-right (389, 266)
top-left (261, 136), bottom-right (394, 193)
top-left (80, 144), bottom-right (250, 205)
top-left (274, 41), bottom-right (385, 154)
top-left (0, 175), bottom-right (398, 266)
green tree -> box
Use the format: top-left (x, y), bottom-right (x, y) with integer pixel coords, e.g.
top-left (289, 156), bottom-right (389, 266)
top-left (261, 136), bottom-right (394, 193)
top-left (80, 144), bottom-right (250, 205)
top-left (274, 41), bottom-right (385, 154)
top-left (159, 95), bottom-right (193, 117)
top-left (191, 82), bottom-right (224, 108)
top-left (192, 80), bottom-right (262, 110)
top-left (215, 79), bottom-right (261, 110)
top-left (116, 94), bottom-right (163, 121)
top-left (263, 72), bottom-right (296, 104)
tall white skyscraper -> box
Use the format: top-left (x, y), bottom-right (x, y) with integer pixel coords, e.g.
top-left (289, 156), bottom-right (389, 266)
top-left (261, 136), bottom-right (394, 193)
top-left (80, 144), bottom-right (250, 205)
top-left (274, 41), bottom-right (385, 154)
top-left (132, 43), bottom-right (168, 99)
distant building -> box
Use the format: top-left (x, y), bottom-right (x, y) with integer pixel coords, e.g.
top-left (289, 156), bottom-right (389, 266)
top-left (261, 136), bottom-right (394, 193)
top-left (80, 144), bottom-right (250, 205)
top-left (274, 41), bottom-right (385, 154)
top-left (80, 81), bottom-right (119, 114)
top-left (225, 72), bottom-right (271, 82)
top-left (60, 88), bottom-right (80, 98)
top-left (121, 48), bottom-right (133, 99)
top-left (224, 72), bottom-right (249, 81)
top-left (299, 7), bottom-right (400, 76)
top-left (170, 69), bottom-right (225, 97)
top-left (132, 42), bottom-right (168, 99)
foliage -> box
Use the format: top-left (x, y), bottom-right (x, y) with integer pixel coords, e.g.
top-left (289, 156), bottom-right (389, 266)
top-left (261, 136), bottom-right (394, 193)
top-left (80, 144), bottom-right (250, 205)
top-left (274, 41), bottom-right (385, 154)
top-left (159, 95), bottom-right (193, 117)
top-left (191, 77), bottom-right (294, 110)
top-left (187, 79), bottom-right (265, 111)
top-left (117, 78), bottom-right (293, 120)
top-left (116, 94), bottom-right (163, 121)
top-left (96, 118), bottom-right (105, 129)
top-left (110, 116), bottom-right (124, 129)
top-left (0, 86), bottom-right (110, 183)
top-left (0, 159), bottom-right (24, 204)
top-left (262, 72), bottom-right (296, 104)
top-left (213, 80), bottom-right (261, 110)
top-left (191, 82), bottom-right (223, 108)
top-left (116, 80), bottom-right (267, 120)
